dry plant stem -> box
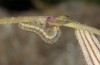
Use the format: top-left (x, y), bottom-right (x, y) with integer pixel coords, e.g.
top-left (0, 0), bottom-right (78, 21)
top-left (63, 20), bottom-right (100, 36)
top-left (0, 16), bottom-right (100, 36)
top-left (0, 16), bottom-right (34, 24)
top-left (75, 29), bottom-right (100, 65)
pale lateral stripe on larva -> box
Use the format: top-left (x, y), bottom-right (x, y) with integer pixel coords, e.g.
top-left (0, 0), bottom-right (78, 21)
top-left (85, 31), bottom-right (100, 62)
top-left (18, 23), bottom-right (51, 43)
top-left (75, 30), bottom-right (93, 65)
top-left (18, 22), bottom-right (61, 44)
top-left (19, 23), bottom-right (58, 39)
top-left (80, 30), bottom-right (99, 65)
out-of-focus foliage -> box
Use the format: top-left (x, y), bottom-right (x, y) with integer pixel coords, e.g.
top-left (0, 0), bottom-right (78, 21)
top-left (41, 0), bottom-right (68, 5)
top-left (86, 0), bottom-right (100, 5)
top-left (0, 0), bottom-right (68, 11)
top-left (0, 0), bottom-right (33, 11)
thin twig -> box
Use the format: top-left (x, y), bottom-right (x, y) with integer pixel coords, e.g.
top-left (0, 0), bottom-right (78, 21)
top-left (0, 16), bottom-right (34, 24)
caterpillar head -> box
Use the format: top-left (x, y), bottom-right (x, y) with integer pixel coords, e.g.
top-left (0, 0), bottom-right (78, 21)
top-left (47, 16), bottom-right (69, 26)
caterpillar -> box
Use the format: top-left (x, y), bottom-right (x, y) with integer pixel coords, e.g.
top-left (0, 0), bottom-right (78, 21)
top-left (18, 16), bottom-right (61, 44)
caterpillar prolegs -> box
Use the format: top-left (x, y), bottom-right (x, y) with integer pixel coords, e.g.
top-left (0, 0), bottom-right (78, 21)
top-left (18, 16), bottom-right (61, 44)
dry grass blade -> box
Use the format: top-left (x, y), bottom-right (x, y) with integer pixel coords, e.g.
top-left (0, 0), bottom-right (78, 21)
top-left (75, 29), bottom-right (100, 65)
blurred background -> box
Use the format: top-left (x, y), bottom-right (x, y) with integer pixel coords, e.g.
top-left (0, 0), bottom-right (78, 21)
top-left (0, 0), bottom-right (100, 65)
